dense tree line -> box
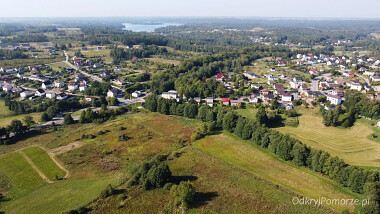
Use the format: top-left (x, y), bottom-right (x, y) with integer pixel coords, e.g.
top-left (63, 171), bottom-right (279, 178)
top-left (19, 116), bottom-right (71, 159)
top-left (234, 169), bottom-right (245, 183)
top-left (110, 45), bottom-right (168, 64)
top-left (344, 90), bottom-right (380, 120)
top-left (0, 49), bottom-right (27, 60)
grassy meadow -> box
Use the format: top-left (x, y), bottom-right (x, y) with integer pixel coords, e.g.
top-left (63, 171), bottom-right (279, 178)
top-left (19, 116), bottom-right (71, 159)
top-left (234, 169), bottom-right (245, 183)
top-left (22, 146), bottom-right (66, 180)
top-left (276, 107), bottom-right (380, 167)
top-left (195, 133), bottom-right (359, 212)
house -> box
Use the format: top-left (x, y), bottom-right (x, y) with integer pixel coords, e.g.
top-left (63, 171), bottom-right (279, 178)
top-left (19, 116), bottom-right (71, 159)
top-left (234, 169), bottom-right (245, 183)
top-left (35, 89), bottom-right (46, 97)
top-left (194, 97), bottom-right (201, 103)
top-left (84, 96), bottom-right (93, 103)
top-left (99, 70), bottom-right (111, 78)
top-left (331, 89), bottom-right (344, 97)
top-left (79, 84), bottom-right (88, 92)
top-left (293, 77), bottom-right (303, 82)
top-left (371, 76), bottom-right (380, 82)
top-left (216, 73), bottom-right (228, 82)
top-left (93, 63), bottom-right (102, 68)
top-left (270, 67), bottom-right (276, 72)
top-left (377, 120), bottom-right (380, 127)
top-left (56, 93), bottom-right (68, 100)
top-left (244, 72), bottom-right (260, 79)
top-left (54, 81), bottom-right (64, 88)
top-left (327, 94), bottom-right (342, 105)
top-left (132, 91), bottom-right (142, 98)
top-left (42, 81), bottom-right (53, 89)
top-left (206, 97), bottom-right (214, 107)
top-left (230, 100), bottom-right (242, 106)
top-left (20, 91), bottom-right (33, 98)
top-left (2, 85), bottom-right (12, 92)
top-left (282, 93), bottom-right (293, 102)
top-left (222, 98), bottom-right (229, 106)
top-left (161, 90), bottom-right (178, 99)
top-left (309, 68), bottom-right (318, 75)
top-left (249, 94), bottom-right (259, 103)
top-left (107, 89), bottom-right (118, 98)
top-left (68, 83), bottom-right (78, 91)
top-left (46, 92), bottom-right (56, 99)
top-left (290, 81), bottom-right (298, 89)
top-left (11, 87), bottom-right (23, 93)
top-left (350, 83), bottom-right (362, 91)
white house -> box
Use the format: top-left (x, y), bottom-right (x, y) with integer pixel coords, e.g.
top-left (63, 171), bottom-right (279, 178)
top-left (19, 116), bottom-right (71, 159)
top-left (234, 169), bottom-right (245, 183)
top-left (42, 81), bottom-right (53, 89)
top-left (56, 93), bottom-right (68, 100)
top-left (161, 90), bottom-right (178, 99)
top-left (54, 81), bottom-right (64, 88)
top-left (79, 84), bottom-right (88, 92)
top-left (371, 76), bottom-right (380, 82)
top-left (68, 83), bottom-right (78, 91)
top-left (107, 89), bottom-right (117, 98)
top-left (206, 97), bottom-right (214, 107)
top-left (132, 91), bottom-right (142, 98)
top-left (46, 92), bottom-right (56, 99)
top-left (20, 91), bottom-right (33, 98)
top-left (244, 72), bottom-right (260, 79)
top-left (282, 93), bottom-right (293, 102)
top-left (350, 83), bottom-right (362, 91)
top-left (2, 85), bottom-right (12, 92)
top-left (327, 94), bottom-right (342, 105)
top-left (35, 89), bottom-right (46, 97)
top-left (249, 94), bottom-right (258, 103)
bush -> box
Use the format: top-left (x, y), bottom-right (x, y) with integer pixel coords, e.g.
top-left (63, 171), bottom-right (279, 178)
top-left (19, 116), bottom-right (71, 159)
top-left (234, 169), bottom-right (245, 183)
top-left (163, 182), bottom-right (174, 191)
top-left (99, 184), bottom-right (114, 198)
top-left (81, 134), bottom-right (96, 139)
top-left (119, 126), bottom-right (126, 130)
top-left (97, 131), bottom-right (105, 135)
top-left (118, 134), bottom-right (129, 141)
top-left (170, 181), bottom-right (196, 210)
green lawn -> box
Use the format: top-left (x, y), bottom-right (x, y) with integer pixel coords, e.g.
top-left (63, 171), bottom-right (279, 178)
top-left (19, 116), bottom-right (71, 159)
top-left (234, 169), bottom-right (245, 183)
top-left (276, 107), bottom-right (380, 167)
top-left (236, 107), bottom-right (258, 120)
top-left (1, 177), bottom-right (119, 214)
top-left (0, 152), bottom-right (45, 196)
top-left (49, 62), bottom-right (70, 71)
top-left (22, 146), bottom-right (66, 180)
top-left (0, 100), bottom-right (14, 117)
top-left (0, 112), bottom-right (42, 128)
top-left (0, 57), bottom-right (65, 67)
top-left (195, 133), bottom-right (359, 212)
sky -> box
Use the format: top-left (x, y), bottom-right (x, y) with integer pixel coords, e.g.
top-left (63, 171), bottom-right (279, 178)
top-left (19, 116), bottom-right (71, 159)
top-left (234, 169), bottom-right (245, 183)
top-left (2, 0), bottom-right (380, 19)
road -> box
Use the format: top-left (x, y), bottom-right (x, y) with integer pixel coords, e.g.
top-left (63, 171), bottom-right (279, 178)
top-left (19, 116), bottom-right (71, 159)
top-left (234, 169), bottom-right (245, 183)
top-left (63, 51), bottom-right (104, 83)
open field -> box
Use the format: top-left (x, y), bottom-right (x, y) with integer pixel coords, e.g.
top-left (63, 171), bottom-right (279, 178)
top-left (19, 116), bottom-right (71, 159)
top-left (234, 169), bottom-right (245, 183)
top-left (0, 100), bottom-right (14, 117)
top-left (146, 57), bottom-right (181, 66)
top-left (89, 147), bottom-right (331, 214)
top-left (0, 111), bottom-right (201, 213)
top-left (0, 112), bottom-right (42, 128)
top-left (22, 146), bottom-right (66, 180)
top-left (236, 106), bottom-right (258, 120)
top-left (276, 107), bottom-right (380, 167)
top-left (1, 177), bottom-right (119, 214)
top-left (0, 152), bottom-right (45, 196)
top-left (195, 133), bottom-right (358, 212)
top-left (0, 57), bottom-right (65, 67)
top-left (48, 62), bottom-right (71, 71)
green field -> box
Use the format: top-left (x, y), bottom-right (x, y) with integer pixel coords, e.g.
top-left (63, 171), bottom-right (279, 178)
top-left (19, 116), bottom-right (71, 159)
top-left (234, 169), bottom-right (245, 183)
top-left (0, 112), bottom-right (42, 128)
top-left (0, 57), bottom-right (65, 67)
top-left (236, 107), bottom-right (258, 120)
top-left (22, 146), bottom-right (66, 180)
top-left (146, 57), bottom-right (181, 66)
top-left (276, 108), bottom-right (380, 167)
top-left (195, 133), bottom-right (358, 212)
top-left (1, 177), bottom-right (119, 214)
top-left (0, 100), bottom-right (14, 117)
top-left (0, 152), bottom-right (45, 196)
top-left (48, 62), bottom-right (71, 71)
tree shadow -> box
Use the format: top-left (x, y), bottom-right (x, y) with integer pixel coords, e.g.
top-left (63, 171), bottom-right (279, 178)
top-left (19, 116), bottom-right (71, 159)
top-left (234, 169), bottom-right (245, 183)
top-left (171, 175), bottom-right (198, 185)
top-left (192, 192), bottom-right (219, 208)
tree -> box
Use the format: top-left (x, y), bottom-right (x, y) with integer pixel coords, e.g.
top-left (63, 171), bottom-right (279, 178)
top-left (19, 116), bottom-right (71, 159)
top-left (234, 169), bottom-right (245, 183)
top-left (256, 106), bottom-right (268, 125)
top-left (215, 83), bottom-right (226, 97)
top-left (222, 111), bottom-right (237, 132)
top-left (171, 181), bottom-right (196, 210)
top-left (292, 142), bottom-right (307, 166)
top-left (143, 163), bottom-right (172, 190)
top-left (7, 120), bottom-right (26, 136)
top-left (23, 115), bottom-right (35, 128)
top-left (79, 111), bottom-right (87, 124)
top-left (64, 113), bottom-right (74, 125)
top-left (197, 105), bottom-right (209, 122)
top-left (40, 112), bottom-right (51, 122)
top-left (144, 94), bottom-right (157, 112)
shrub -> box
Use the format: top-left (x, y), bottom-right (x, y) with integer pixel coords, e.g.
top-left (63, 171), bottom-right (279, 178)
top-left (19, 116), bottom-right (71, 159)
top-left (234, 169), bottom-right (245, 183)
top-left (99, 184), bottom-right (115, 198)
top-left (97, 131), bottom-right (105, 135)
top-left (119, 126), bottom-right (126, 130)
top-left (118, 134), bottom-right (129, 141)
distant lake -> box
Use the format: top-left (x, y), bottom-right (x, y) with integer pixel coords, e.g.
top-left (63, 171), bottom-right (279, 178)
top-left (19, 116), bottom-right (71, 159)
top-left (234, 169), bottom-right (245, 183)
top-left (122, 23), bottom-right (182, 32)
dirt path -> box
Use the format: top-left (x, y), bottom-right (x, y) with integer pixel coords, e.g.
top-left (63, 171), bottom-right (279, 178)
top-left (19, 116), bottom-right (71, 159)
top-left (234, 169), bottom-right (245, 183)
top-left (39, 146), bottom-right (70, 179)
top-left (50, 142), bottom-right (83, 155)
top-left (19, 151), bottom-right (54, 184)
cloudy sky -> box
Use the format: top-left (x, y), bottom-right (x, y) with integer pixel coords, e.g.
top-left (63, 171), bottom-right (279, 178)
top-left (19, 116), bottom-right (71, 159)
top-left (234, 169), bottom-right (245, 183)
top-left (2, 0), bottom-right (380, 18)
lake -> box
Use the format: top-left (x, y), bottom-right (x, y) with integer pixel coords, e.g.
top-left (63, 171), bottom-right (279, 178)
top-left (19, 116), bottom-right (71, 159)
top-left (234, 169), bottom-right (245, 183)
top-left (122, 23), bottom-right (182, 32)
